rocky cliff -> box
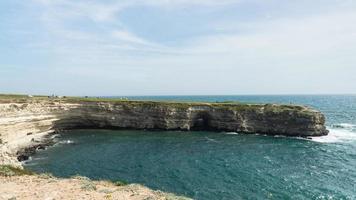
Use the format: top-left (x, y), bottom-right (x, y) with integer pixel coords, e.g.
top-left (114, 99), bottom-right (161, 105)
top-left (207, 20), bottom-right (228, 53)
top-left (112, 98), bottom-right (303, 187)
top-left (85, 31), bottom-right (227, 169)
top-left (0, 97), bottom-right (328, 165)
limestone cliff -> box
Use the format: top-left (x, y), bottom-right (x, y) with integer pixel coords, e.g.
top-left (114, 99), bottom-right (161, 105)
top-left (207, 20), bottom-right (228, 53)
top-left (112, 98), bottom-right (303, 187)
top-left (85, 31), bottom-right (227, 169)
top-left (0, 98), bottom-right (328, 165)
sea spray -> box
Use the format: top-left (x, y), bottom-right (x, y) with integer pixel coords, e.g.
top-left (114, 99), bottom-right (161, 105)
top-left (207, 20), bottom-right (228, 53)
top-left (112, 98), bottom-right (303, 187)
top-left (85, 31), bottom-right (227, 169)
top-left (312, 124), bottom-right (356, 143)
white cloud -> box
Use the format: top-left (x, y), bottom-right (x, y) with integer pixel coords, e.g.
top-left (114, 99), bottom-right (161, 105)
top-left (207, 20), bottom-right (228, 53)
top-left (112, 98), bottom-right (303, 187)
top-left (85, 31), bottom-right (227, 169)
top-left (31, 0), bottom-right (243, 49)
top-left (112, 30), bottom-right (153, 46)
top-left (31, 0), bottom-right (356, 60)
top-left (26, 0), bottom-right (356, 95)
top-left (34, 0), bottom-right (242, 23)
top-left (181, 10), bottom-right (356, 59)
top-left (32, 0), bottom-right (165, 55)
top-left (38, 1), bottom-right (124, 22)
top-left (141, 0), bottom-right (240, 7)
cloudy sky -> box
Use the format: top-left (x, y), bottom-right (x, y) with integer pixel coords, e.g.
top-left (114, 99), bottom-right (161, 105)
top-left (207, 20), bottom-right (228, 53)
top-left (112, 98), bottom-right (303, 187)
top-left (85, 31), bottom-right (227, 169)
top-left (1, 0), bottom-right (355, 96)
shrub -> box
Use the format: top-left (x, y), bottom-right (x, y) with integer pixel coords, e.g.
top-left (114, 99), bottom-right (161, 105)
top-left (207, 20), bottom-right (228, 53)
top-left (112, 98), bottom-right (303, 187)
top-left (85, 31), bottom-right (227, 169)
top-left (72, 175), bottom-right (91, 181)
top-left (0, 165), bottom-right (33, 176)
top-left (38, 172), bottom-right (54, 179)
top-left (112, 180), bottom-right (128, 186)
top-left (81, 181), bottom-right (97, 191)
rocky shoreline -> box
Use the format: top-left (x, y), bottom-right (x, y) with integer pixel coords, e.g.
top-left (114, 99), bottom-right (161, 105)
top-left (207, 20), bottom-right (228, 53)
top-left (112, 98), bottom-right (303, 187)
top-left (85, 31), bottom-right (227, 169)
top-left (0, 96), bottom-right (329, 200)
top-left (1, 96), bottom-right (328, 166)
top-left (16, 132), bottom-right (57, 162)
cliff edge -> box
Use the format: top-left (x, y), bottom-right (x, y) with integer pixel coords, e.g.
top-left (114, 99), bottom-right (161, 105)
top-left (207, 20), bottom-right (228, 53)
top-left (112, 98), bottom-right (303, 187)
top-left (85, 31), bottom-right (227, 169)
top-left (0, 95), bottom-right (328, 166)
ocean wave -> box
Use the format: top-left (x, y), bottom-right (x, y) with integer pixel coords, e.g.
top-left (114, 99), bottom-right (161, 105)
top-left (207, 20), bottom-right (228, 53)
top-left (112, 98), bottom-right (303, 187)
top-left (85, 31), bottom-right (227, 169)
top-left (331, 123), bottom-right (356, 131)
top-left (59, 140), bottom-right (75, 145)
top-left (311, 127), bottom-right (356, 143)
top-left (273, 135), bottom-right (286, 138)
top-left (225, 132), bottom-right (238, 135)
top-left (205, 137), bottom-right (219, 143)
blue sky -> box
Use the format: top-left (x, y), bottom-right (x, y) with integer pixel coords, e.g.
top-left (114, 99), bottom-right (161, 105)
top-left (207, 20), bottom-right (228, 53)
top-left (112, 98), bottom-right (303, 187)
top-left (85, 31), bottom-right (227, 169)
top-left (1, 0), bottom-right (356, 96)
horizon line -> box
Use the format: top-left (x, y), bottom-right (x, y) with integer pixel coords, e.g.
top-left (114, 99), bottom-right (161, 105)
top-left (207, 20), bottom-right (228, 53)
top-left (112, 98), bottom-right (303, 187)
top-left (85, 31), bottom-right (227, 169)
top-left (1, 93), bottom-right (356, 97)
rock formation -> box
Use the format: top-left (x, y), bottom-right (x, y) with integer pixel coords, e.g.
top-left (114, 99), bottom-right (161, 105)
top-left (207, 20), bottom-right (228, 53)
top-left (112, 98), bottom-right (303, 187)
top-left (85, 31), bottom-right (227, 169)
top-left (0, 98), bottom-right (328, 165)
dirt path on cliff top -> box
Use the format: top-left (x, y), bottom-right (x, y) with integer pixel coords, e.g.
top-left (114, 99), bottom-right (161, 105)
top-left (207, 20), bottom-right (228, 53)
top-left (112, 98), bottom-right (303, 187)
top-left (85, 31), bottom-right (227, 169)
top-left (0, 175), bottom-right (190, 200)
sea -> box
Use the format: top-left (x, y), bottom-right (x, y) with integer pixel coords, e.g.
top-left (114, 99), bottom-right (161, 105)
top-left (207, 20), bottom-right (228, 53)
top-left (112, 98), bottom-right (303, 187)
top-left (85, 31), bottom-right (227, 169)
top-left (24, 95), bottom-right (356, 200)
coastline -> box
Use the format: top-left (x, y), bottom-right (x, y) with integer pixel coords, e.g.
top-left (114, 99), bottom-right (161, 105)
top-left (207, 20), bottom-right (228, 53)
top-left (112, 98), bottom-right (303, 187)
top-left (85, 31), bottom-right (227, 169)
top-left (0, 94), bottom-right (328, 167)
top-left (0, 131), bottom-right (192, 200)
top-left (0, 94), bottom-right (329, 199)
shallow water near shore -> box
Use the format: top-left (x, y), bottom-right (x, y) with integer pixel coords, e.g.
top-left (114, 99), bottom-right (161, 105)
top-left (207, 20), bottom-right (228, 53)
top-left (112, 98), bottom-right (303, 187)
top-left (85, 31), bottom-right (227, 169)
top-left (25, 95), bottom-right (356, 199)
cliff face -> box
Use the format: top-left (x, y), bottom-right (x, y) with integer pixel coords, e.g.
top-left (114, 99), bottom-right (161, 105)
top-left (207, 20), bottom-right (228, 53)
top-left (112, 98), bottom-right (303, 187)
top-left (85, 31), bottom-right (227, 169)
top-left (53, 101), bottom-right (328, 136)
top-left (0, 99), bottom-right (328, 165)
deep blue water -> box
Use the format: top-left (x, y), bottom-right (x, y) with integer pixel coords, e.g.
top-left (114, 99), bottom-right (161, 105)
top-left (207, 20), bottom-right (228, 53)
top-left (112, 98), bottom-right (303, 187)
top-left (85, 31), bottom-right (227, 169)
top-left (25, 95), bottom-right (356, 200)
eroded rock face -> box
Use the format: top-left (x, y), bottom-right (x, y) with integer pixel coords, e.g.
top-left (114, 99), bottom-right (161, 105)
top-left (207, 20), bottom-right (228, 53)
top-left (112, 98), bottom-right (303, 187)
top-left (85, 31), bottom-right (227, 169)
top-left (53, 101), bottom-right (328, 136)
top-left (0, 99), bottom-right (328, 165)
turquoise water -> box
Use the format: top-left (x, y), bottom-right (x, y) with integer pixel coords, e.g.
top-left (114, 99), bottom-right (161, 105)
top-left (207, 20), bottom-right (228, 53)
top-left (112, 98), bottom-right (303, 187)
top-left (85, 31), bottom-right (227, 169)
top-left (25, 95), bottom-right (356, 200)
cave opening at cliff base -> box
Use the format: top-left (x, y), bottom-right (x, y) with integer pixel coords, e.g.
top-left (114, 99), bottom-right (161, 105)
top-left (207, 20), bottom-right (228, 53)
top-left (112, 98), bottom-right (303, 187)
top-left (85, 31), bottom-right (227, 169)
top-left (192, 112), bottom-right (212, 131)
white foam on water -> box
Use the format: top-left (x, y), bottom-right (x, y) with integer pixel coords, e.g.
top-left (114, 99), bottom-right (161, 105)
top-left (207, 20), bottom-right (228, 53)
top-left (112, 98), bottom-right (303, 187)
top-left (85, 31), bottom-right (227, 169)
top-left (225, 132), bottom-right (238, 135)
top-left (50, 134), bottom-right (61, 139)
top-left (332, 123), bottom-right (356, 130)
top-left (273, 135), bottom-right (286, 138)
top-left (30, 157), bottom-right (47, 161)
top-left (59, 140), bottom-right (75, 144)
top-left (205, 137), bottom-right (219, 143)
top-left (311, 125), bottom-right (356, 143)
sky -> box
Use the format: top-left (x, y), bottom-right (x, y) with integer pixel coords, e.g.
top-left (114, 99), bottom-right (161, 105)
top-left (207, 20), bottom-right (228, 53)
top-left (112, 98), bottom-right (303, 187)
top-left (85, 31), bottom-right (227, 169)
top-left (0, 0), bottom-right (356, 96)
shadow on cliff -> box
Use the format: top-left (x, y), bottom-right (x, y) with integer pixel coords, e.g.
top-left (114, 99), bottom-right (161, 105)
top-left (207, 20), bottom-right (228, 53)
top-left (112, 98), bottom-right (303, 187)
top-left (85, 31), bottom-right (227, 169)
top-left (50, 106), bottom-right (215, 132)
top-left (191, 111), bottom-right (212, 131)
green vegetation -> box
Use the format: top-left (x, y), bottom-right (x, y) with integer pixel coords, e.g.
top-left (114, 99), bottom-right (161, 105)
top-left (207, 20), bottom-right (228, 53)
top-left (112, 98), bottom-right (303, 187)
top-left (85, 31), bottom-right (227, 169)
top-left (0, 165), bottom-right (34, 176)
top-left (80, 180), bottom-right (97, 191)
top-left (71, 176), bottom-right (98, 191)
top-left (67, 96), bottom-right (242, 105)
top-left (70, 175), bottom-right (129, 188)
top-left (0, 165), bottom-right (190, 199)
top-left (112, 180), bottom-right (128, 186)
top-left (0, 94), bottom-right (29, 98)
top-left (0, 165), bottom-right (55, 179)
top-left (0, 93), bottom-right (242, 105)
top-left (0, 94), bottom-right (49, 103)
top-left (0, 93), bottom-right (308, 113)
top-left (38, 172), bottom-right (55, 179)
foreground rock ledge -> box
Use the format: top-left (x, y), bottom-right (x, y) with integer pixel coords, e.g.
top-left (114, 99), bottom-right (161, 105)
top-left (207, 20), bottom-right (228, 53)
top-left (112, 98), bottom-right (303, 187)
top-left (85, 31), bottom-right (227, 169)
top-left (0, 97), bottom-right (328, 165)
top-left (0, 174), bottom-right (191, 200)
